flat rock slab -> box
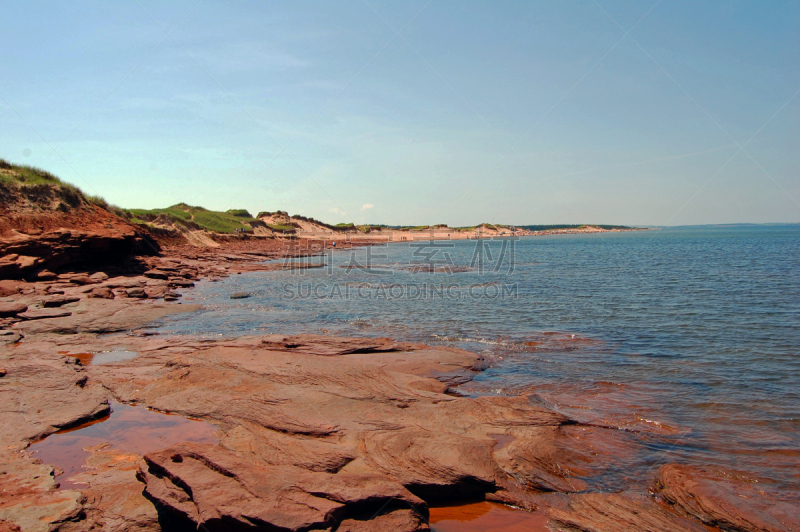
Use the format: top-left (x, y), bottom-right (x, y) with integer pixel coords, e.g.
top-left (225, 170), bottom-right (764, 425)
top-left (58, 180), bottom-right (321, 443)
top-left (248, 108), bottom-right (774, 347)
top-left (139, 442), bottom-right (427, 532)
top-left (656, 464), bottom-right (800, 532)
top-left (167, 278), bottom-right (194, 288)
top-left (41, 295), bottom-right (80, 307)
top-left (0, 302), bottom-right (27, 317)
top-left (69, 276), bottom-right (96, 285)
top-left (143, 270), bottom-right (169, 280)
top-left (11, 299), bottom-right (200, 334)
top-left (17, 308), bottom-right (72, 320)
top-left (260, 334), bottom-right (408, 356)
top-left (548, 492), bottom-right (707, 532)
top-left (0, 330), bottom-right (22, 344)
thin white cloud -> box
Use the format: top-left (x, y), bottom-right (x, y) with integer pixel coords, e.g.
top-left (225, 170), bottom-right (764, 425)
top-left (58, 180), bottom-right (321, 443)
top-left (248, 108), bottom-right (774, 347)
top-left (361, 203), bottom-right (374, 211)
top-left (329, 207), bottom-right (339, 213)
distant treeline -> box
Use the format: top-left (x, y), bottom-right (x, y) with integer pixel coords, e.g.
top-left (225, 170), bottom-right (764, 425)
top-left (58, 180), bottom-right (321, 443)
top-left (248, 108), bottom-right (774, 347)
top-left (516, 224), bottom-right (633, 231)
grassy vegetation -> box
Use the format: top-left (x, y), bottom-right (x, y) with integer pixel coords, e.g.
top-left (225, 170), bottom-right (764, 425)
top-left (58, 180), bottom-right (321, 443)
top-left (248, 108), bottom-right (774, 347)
top-left (0, 159), bottom-right (83, 194)
top-left (266, 223), bottom-right (296, 232)
top-left (0, 158), bottom-right (94, 213)
top-left (121, 204), bottom-right (261, 233)
top-left (0, 159), bottom-right (636, 237)
top-left (226, 209), bottom-right (253, 218)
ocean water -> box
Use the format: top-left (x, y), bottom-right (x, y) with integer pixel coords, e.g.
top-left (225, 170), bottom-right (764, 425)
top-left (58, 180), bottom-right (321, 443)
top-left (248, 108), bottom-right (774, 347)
top-left (153, 225), bottom-right (800, 496)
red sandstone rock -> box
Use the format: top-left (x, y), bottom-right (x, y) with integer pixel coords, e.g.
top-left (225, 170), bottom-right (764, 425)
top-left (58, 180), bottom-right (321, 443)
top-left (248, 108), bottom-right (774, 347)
top-left (0, 204), bottom-right (159, 279)
top-left (103, 277), bottom-right (145, 289)
top-left (4, 243), bottom-right (790, 532)
top-left (337, 510), bottom-right (430, 531)
top-left (143, 269), bottom-right (169, 280)
top-left (548, 492), bottom-right (707, 531)
top-left (259, 334), bottom-right (408, 356)
top-left (167, 278), bottom-right (194, 288)
top-left (138, 442), bottom-right (427, 532)
top-left (17, 308), bottom-right (72, 320)
top-left (68, 275), bottom-right (95, 285)
top-left (36, 270), bottom-right (58, 280)
top-left (0, 302), bottom-right (27, 317)
top-left (41, 295), bottom-right (81, 307)
top-left (144, 285), bottom-right (168, 299)
top-left (67, 444), bottom-right (160, 532)
top-left (656, 464), bottom-right (800, 532)
top-left (11, 299), bottom-right (198, 334)
top-left (0, 280), bottom-right (23, 297)
top-left (89, 272), bottom-right (109, 282)
top-left (0, 331), bottom-right (22, 344)
top-left (125, 287), bottom-right (147, 298)
top-left (0, 361), bottom-right (109, 446)
top-left (88, 286), bottom-right (114, 299)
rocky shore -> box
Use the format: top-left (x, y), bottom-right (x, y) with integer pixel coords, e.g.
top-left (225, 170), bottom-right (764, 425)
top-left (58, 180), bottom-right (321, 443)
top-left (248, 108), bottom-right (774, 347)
top-left (1, 239), bottom-right (797, 532)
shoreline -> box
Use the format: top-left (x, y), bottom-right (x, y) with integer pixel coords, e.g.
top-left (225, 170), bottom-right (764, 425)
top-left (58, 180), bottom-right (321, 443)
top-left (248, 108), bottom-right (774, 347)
top-left (1, 242), bottom-right (796, 531)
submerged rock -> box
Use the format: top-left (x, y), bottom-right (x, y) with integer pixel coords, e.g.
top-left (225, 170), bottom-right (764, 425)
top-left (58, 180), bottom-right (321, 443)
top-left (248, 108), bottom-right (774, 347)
top-left (230, 291), bottom-right (251, 299)
top-left (655, 464), bottom-right (800, 532)
top-left (548, 492), bottom-right (707, 532)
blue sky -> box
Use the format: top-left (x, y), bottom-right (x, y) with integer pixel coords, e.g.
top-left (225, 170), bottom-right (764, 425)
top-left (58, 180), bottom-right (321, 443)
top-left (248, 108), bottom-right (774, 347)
top-left (1, 0), bottom-right (798, 226)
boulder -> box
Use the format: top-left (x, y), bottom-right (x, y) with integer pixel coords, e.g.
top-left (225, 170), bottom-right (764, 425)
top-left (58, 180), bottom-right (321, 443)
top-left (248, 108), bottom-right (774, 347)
top-left (0, 280), bottom-right (22, 297)
top-left (125, 288), bottom-right (147, 299)
top-left (230, 292), bottom-right (250, 299)
top-left (144, 286), bottom-right (168, 299)
top-left (89, 272), bottom-right (109, 282)
top-left (36, 270), bottom-right (58, 280)
top-left (88, 286), bottom-right (114, 299)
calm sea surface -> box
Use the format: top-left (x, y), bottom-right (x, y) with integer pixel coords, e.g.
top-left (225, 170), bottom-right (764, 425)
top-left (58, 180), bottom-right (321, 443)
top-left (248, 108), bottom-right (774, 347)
top-left (153, 225), bottom-right (800, 495)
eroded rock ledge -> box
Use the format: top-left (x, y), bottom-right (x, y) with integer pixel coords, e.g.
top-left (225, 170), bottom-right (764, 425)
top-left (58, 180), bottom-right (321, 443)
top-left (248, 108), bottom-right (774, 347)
top-left (2, 324), bottom-right (797, 531)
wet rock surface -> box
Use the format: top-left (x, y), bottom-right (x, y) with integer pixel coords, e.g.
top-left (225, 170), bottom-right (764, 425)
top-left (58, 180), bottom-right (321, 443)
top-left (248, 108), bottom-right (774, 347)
top-left (655, 464), bottom-right (800, 532)
top-left (1, 245), bottom-right (797, 531)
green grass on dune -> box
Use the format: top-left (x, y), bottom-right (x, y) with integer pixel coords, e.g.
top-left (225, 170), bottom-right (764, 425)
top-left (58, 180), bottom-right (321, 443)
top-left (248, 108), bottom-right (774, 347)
top-left (226, 209), bottom-right (254, 218)
top-left (0, 160), bottom-right (263, 234)
top-left (1, 159), bottom-right (636, 236)
top-left (266, 223), bottom-right (295, 232)
top-left (124, 203), bottom-right (260, 233)
top-left (1, 160), bottom-right (67, 186)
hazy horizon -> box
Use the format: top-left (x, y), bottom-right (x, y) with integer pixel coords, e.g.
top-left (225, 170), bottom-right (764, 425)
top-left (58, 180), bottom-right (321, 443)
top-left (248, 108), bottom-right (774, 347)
top-left (1, 1), bottom-right (798, 227)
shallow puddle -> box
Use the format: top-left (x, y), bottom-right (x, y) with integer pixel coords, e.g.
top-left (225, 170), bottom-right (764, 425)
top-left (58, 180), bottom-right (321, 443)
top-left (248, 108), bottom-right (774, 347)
top-left (63, 350), bottom-right (138, 365)
top-left (30, 401), bottom-right (218, 489)
top-left (429, 501), bottom-right (550, 531)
